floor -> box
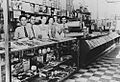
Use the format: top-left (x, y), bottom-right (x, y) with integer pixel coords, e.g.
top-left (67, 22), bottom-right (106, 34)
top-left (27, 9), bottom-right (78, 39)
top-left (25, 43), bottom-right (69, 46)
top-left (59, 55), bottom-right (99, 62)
top-left (65, 44), bottom-right (120, 82)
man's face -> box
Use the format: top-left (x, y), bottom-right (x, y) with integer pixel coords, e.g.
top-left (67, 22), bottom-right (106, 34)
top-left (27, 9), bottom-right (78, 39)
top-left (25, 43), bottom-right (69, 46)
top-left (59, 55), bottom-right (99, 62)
top-left (30, 16), bottom-right (36, 25)
top-left (35, 17), bottom-right (40, 23)
top-left (20, 17), bottom-right (27, 26)
top-left (62, 17), bottom-right (66, 24)
top-left (42, 17), bottom-right (47, 24)
top-left (49, 18), bottom-right (54, 24)
top-left (54, 16), bottom-right (57, 22)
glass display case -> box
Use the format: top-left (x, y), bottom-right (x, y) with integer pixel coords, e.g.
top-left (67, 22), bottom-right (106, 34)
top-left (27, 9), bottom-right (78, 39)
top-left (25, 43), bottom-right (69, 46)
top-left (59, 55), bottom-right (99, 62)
top-left (79, 32), bottom-right (120, 68)
top-left (0, 38), bottom-right (79, 82)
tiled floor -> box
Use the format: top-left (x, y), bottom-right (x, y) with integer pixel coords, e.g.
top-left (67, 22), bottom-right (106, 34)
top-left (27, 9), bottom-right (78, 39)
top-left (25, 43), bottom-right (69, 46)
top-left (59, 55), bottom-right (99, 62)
top-left (65, 44), bottom-right (120, 82)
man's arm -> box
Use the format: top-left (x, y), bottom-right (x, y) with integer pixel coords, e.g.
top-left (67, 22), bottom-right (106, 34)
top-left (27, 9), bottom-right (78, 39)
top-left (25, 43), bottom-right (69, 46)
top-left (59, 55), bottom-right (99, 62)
top-left (14, 28), bottom-right (19, 40)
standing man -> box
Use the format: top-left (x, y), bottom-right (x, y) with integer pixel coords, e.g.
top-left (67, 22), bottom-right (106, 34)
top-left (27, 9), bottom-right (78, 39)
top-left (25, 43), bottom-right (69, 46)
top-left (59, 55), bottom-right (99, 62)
top-left (61, 16), bottom-right (69, 36)
top-left (55, 16), bottom-right (69, 38)
top-left (14, 15), bottom-right (33, 40)
top-left (84, 15), bottom-right (92, 34)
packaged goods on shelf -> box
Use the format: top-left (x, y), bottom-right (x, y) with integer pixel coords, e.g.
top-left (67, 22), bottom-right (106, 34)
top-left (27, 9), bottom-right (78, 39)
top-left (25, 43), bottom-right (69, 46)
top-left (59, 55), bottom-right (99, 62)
top-left (22, 2), bottom-right (32, 12)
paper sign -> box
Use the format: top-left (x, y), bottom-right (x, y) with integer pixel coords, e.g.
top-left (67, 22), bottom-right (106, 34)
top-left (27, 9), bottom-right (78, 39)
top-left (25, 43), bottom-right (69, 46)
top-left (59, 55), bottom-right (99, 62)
top-left (13, 10), bottom-right (21, 18)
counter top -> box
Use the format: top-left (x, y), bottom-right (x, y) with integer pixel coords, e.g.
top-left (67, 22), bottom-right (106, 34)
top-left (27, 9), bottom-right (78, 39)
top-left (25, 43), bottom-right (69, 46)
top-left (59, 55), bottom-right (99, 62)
top-left (66, 32), bottom-right (83, 37)
top-left (0, 38), bottom-right (76, 54)
top-left (66, 32), bottom-right (109, 38)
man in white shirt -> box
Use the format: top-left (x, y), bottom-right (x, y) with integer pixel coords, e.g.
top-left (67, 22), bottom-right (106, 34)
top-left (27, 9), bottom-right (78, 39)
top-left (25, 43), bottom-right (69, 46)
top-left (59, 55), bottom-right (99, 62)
top-left (14, 15), bottom-right (33, 40)
top-left (28, 15), bottom-right (42, 39)
top-left (55, 16), bottom-right (69, 38)
top-left (61, 16), bottom-right (69, 33)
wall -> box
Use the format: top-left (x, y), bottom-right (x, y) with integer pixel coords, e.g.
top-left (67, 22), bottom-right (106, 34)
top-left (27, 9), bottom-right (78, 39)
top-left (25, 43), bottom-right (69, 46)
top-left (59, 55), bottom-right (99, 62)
top-left (73, 0), bottom-right (120, 19)
top-left (85, 0), bottom-right (120, 19)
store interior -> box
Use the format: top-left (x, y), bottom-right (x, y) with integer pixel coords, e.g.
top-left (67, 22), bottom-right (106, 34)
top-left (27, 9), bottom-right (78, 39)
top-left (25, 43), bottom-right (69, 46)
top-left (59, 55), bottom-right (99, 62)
top-left (0, 0), bottom-right (120, 82)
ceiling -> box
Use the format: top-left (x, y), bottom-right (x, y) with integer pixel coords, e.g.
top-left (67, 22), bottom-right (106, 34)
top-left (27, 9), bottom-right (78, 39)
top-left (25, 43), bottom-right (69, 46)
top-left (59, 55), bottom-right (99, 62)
top-left (106, 0), bottom-right (120, 3)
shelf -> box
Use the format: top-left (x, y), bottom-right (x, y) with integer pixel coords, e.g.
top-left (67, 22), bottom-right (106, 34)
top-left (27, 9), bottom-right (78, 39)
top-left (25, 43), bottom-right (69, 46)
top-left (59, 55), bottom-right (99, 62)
top-left (21, 0), bottom-right (59, 9)
top-left (12, 9), bottom-right (51, 16)
top-left (21, 1), bottom-right (42, 6)
top-left (21, 74), bottom-right (39, 82)
top-left (39, 65), bottom-right (77, 82)
top-left (25, 66), bottom-right (77, 82)
top-left (59, 69), bottom-right (77, 82)
top-left (12, 70), bottom-right (39, 82)
top-left (41, 58), bottom-right (73, 72)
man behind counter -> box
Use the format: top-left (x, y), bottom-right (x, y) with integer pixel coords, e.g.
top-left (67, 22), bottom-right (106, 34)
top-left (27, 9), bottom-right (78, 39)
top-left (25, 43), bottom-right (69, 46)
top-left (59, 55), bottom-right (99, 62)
top-left (14, 15), bottom-right (33, 40)
top-left (27, 15), bottom-right (42, 39)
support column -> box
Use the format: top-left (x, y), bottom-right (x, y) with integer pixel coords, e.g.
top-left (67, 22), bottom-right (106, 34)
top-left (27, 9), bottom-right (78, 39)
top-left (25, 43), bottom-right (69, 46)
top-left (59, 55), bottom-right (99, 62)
top-left (3, 0), bottom-right (11, 82)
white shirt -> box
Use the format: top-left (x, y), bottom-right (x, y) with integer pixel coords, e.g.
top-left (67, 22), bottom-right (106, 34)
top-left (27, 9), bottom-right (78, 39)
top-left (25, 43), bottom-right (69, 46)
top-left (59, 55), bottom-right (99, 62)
top-left (14, 25), bottom-right (33, 39)
top-left (31, 24), bottom-right (41, 38)
top-left (39, 24), bottom-right (49, 39)
top-left (55, 24), bottom-right (65, 39)
top-left (60, 23), bottom-right (68, 30)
